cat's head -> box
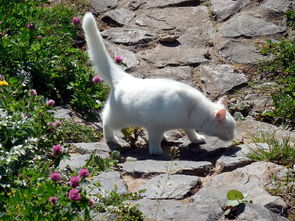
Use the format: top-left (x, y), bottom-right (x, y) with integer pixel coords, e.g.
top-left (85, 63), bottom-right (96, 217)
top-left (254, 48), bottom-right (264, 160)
top-left (207, 96), bottom-right (236, 141)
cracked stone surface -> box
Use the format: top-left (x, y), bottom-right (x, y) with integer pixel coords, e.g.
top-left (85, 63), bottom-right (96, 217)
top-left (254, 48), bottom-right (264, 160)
top-left (139, 174), bottom-right (201, 199)
top-left (139, 45), bottom-right (209, 67)
top-left (102, 8), bottom-right (135, 27)
top-left (211, 0), bottom-right (251, 22)
top-left (197, 64), bottom-right (248, 98)
top-left (218, 40), bottom-right (267, 64)
top-left (220, 14), bottom-right (287, 37)
top-left (120, 160), bottom-right (212, 177)
top-left (101, 28), bottom-right (156, 45)
top-left (91, 0), bottom-right (117, 13)
top-left (85, 171), bottom-right (128, 196)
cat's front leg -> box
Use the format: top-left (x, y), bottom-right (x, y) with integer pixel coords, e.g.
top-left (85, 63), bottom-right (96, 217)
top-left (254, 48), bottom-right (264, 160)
top-left (185, 129), bottom-right (206, 144)
top-left (148, 128), bottom-right (164, 155)
top-left (103, 125), bottom-right (119, 143)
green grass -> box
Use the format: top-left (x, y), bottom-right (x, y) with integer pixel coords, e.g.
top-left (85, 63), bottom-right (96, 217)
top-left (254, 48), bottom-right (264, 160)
top-left (247, 132), bottom-right (295, 168)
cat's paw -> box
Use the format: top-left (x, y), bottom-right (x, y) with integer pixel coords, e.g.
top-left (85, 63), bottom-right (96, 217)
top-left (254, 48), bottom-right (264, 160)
top-left (191, 134), bottom-right (206, 144)
top-left (149, 146), bottom-right (164, 155)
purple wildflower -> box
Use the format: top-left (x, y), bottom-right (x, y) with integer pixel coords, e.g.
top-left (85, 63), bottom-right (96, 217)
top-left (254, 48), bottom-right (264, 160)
top-left (27, 23), bottom-right (34, 29)
top-left (0, 74), bottom-right (4, 80)
top-left (114, 55), bottom-right (123, 63)
top-left (52, 144), bottom-right (63, 156)
top-left (78, 168), bottom-right (90, 178)
top-left (92, 75), bottom-right (102, 84)
top-left (50, 172), bottom-right (62, 181)
top-left (89, 198), bottom-right (95, 207)
top-left (49, 196), bottom-right (58, 204)
top-left (72, 17), bottom-right (81, 26)
top-left (69, 176), bottom-right (80, 188)
top-left (37, 35), bottom-right (43, 39)
top-left (68, 189), bottom-right (81, 201)
top-left (46, 99), bottom-right (55, 107)
top-left (29, 89), bottom-right (37, 96)
top-left (52, 120), bottom-right (62, 127)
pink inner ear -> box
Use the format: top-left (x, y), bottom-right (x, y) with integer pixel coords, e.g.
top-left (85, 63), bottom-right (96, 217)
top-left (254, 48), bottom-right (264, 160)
top-left (215, 109), bottom-right (226, 122)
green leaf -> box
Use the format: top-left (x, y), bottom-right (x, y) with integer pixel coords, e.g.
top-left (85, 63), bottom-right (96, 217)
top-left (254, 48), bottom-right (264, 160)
top-left (226, 199), bottom-right (240, 207)
top-left (227, 189), bottom-right (244, 200)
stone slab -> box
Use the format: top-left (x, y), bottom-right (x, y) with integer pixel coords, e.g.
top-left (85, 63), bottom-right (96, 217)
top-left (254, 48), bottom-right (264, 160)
top-left (197, 64), bottom-right (247, 98)
top-left (101, 28), bottom-right (156, 45)
top-left (102, 8), bottom-right (135, 26)
top-left (140, 45), bottom-right (209, 67)
top-left (140, 174), bottom-right (201, 199)
top-left (211, 0), bottom-right (251, 21)
top-left (220, 14), bottom-right (286, 37)
top-left (192, 162), bottom-right (287, 214)
top-left (85, 171), bottom-right (127, 196)
top-left (119, 160), bottom-right (212, 177)
top-left (218, 40), bottom-right (267, 64)
top-left (91, 0), bottom-right (117, 13)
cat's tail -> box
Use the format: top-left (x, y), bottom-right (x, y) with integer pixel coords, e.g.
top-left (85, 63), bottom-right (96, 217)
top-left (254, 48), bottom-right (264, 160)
top-left (82, 12), bottom-right (129, 86)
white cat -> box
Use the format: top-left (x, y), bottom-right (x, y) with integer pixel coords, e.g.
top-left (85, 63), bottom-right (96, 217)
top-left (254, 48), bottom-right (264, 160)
top-left (82, 12), bottom-right (236, 155)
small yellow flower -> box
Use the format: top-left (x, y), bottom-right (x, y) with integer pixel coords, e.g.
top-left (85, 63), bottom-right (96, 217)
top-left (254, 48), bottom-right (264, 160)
top-left (0, 80), bottom-right (9, 86)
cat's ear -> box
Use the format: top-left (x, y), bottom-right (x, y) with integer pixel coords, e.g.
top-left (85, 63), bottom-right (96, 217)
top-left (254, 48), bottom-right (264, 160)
top-left (215, 109), bottom-right (226, 123)
top-left (217, 96), bottom-right (228, 109)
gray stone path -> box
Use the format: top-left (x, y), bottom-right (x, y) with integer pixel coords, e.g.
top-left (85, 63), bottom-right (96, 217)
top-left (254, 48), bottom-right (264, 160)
top-left (57, 0), bottom-right (295, 220)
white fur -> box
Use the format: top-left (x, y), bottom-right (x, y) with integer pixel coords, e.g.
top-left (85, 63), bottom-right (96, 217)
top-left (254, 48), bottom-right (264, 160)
top-left (82, 13), bottom-right (236, 155)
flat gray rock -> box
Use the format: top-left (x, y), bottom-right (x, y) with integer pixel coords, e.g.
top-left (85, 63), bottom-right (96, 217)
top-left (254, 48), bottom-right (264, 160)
top-left (260, 0), bottom-right (292, 13)
top-left (85, 171), bottom-right (127, 196)
top-left (106, 43), bottom-right (139, 70)
top-left (218, 40), bottom-right (266, 64)
top-left (144, 0), bottom-right (199, 8)
top-left (220, 14), bottom-right (286, 37)
top-left (197, 64), bottom-right (247, 98)
top-left (102, 8), bottom-right (135, 27)
top-left (144, 66), bottom-right (193, 85)
top-left (140, 174), bottom-right (201, 199)
top-left (135, 6), bottom-right (211, 33)
top-left (135, 199), bottom-right (194, 221)
top-left (178, 26), bottom-right (214, 48)
top-left (211, 0), bottom-right (251, 21)
top-left (50, 107), bottom-right (72, 119)
top-left (119, 160), bottom-right (212, 177)
top-left (136, 198), bottom-right (223, 221)
top-left (59, 153), bottom-right (91, 170)
top-left (236, 119), bottom-right (295, 144)
top-left (232, 203), bottom-right (289, 221)
top-left (215, 144), bottom-right (254, 173)
top-left (128, 0), bottom-right (141, 10)
top-left (101, 28), bottom-right (156, 45)
top-left (140, 45), bottom-right (209, 67)
top-left (68, 142), bottom-right (112, 154)
top-left (192, 162), bottom-right (287, 215)
top-left (91, 0), bottom-right (117, 13)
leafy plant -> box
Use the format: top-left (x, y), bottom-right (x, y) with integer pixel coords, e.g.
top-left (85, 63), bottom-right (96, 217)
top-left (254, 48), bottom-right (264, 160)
top-left (84, 151), bottom-right (120, 176)
top-left (257, 10), bottom-right (295, 128)
top-left (49, 119), bottom-right (102, 143)
top-left (0, 0), bottom-right (108, 112)
top-left (247, 132), bottom-right (295, 167)
top-left (223, 189), bottom-right (252, 219)
top-left (121, 127), bottom-right (147, 147)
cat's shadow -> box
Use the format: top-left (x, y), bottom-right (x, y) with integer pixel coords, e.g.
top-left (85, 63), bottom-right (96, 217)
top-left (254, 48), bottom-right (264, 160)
top-left (113, 137), bottom-right (242, 165)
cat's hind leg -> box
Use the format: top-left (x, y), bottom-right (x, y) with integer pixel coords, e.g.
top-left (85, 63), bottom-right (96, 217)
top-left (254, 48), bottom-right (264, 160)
top-left (185, 129), bottom-right (206, 144)
top-left (147, 128), bottom-right (164, 155)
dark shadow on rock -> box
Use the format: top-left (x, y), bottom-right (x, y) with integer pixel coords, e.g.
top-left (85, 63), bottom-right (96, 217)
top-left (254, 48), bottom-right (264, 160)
top-left (119, 136), bottom-right (239, 165)
top-left (159, 40), bottom-right (181, 47)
